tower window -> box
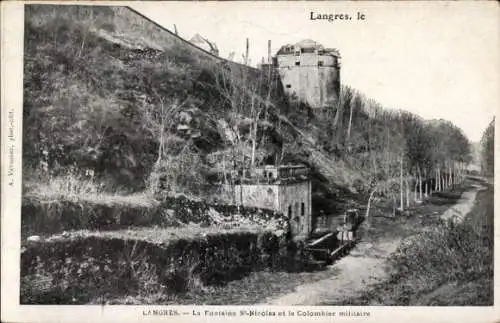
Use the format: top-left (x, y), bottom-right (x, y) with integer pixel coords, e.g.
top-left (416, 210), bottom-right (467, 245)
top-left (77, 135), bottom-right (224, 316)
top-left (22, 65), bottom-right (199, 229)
top-left (295, 61), bottom-right (300, 66)
top-left (301, 203), bottom-right (305, 216)
top-left (286, 84), bottom-right (291, 89)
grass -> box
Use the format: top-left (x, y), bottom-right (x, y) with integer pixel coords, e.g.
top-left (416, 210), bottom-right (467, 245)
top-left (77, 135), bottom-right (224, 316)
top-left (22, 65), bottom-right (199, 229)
top-left (23, 164), bottom-right (205, 209)
top-left (23, 173), bottom-right (207, 209)
top-left (101, 267), bottom-right (342, 305)
top-left (23, 164), bottom-right (160, 208)
top-left (90, 185), bottom-right (476, 305)
top-left (44, 225), bottom-right (267, 246)
top-left (356, 187), bottom-right (467, 246)
top-left (24, 174), bottom-right (485, 306)
top-left (21, 223), bottom-right (290, 304)
top-left (26, 190), bottom-right (159, 208)
top-left (342, 179), bottom-right (493, 306)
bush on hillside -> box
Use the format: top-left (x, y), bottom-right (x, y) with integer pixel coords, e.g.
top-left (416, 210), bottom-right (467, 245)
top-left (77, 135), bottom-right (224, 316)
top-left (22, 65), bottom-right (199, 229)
top-left (20, 230), bottom-right (297, 304)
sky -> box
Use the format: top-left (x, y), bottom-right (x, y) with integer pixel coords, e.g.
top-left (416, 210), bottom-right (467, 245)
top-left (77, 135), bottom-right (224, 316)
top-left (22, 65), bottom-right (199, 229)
top-left (132, 1), bottom-right (498, 142)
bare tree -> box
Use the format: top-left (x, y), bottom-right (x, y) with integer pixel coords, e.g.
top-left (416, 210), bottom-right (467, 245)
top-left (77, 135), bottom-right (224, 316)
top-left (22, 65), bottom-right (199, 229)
top-left (141, 91), bottom-right (188, 192)
top-left (211, 62), bottom-right (274, 175)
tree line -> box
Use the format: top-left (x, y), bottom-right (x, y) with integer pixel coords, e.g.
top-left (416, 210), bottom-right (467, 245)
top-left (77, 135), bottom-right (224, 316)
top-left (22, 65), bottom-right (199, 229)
top-left (480, 118), bottom-right (494, 177)
top-left (318, 85), bottom-right (472, 216)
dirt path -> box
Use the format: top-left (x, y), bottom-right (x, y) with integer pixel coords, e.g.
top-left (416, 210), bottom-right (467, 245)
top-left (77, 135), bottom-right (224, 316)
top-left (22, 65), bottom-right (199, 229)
top-left (261, 184), bottom-right (485, 305)
top-left (440, 183), bottom-right (485, 223)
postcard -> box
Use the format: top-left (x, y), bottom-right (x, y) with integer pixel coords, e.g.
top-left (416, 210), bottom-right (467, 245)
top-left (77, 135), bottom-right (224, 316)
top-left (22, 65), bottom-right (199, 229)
top-left (1, 1), bottom-right (498, 322)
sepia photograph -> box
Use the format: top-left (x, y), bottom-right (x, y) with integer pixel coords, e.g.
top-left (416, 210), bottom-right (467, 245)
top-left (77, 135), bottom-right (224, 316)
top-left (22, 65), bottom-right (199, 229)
top-left (1, 1), bottom-right (498, 322)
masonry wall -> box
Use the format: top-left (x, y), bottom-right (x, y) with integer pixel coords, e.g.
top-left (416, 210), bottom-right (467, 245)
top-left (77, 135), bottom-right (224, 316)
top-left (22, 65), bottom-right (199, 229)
top-left (278, 180), bottom-right (312, 237)
top-left (21, 195), bottom-right (283, 239)
top-left (277, 53), bottom-right (340, 108)
top-left (219, 184), bottom-right (280, 211)
top-left (218, 180), bottom-right (312, 238)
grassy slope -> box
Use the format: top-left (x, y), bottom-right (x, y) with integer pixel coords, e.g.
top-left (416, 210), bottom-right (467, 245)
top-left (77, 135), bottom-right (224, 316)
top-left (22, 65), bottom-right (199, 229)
top-left (419, 182), bottom-right (493, 306)
top-left (23, 5), bottom-right (213, 189)
top-left (44, 226), bottom-right (267, 246)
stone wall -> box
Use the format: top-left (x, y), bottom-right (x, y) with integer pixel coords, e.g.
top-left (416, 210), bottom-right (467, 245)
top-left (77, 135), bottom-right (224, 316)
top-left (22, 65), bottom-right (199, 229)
top-left (217, 180), bottom-right (312, 238)
top-left (218, 184), bottom-right (280, 211)
top-left (21, 195), bottom-right (286, 239)
top-left (278, 180), bottom-right (312, 237)
top-left (276, 53), bottom-right (340, 108)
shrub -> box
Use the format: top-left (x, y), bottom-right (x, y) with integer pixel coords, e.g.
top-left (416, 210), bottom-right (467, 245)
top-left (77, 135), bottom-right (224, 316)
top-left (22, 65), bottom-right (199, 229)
top-left (20, 229), bottom-right (297, 304)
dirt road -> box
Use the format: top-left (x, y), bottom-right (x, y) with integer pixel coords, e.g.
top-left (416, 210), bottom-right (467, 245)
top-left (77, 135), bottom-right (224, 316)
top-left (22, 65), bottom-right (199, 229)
top-left (440, 183), bottom-right (485, 223)
top-left (261, 184), bottom-right (484, 305)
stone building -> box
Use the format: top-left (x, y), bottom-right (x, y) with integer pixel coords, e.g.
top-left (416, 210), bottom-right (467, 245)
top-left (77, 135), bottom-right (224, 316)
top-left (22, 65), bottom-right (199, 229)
top-left (274, 39), bottom-right (341, 109)
top-left (216, 165), bottom-right (312, 239)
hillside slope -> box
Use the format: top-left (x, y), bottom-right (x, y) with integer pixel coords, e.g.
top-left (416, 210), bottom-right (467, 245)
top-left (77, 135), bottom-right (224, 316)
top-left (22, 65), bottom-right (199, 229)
top-left (23, 5), bottom-right (369, 210)
top-left (24, 5), bottom-right (470, 217)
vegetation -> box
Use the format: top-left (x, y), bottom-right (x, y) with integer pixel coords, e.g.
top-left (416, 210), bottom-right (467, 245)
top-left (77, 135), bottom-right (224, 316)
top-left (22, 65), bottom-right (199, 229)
top-left (480, 118), bottom-right (494, 176)
top-left (21, 4), bottom-right (489, 306)
top-left (21, 191), bottom-right (287, 240)
top-left (21, 226), bottom-right (317, 304)
top-left (23, 5), bottom-right (472, 215)
top-left (23, 5), bottom-right (219, 195)
top-left (329, 112), bottom-right (493, 306)
top-left (341, 179), bottom-right (493, 306)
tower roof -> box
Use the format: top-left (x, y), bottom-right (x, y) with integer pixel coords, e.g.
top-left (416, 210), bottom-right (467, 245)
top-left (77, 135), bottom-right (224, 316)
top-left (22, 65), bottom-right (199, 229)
top-left (276, 39), bottom-right (340, 57)
top-left (294, 39), bottom-right (324, 49)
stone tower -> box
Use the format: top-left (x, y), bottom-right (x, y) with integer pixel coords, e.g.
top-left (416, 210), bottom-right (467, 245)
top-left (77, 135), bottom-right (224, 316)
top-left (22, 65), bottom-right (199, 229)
top-left (275, 39), bottom-right (341, 109)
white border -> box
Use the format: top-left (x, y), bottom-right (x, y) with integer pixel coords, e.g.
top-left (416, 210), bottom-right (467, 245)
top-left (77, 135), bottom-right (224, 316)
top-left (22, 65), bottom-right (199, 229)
top-left (1, 2), bottom-right (499, 322)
